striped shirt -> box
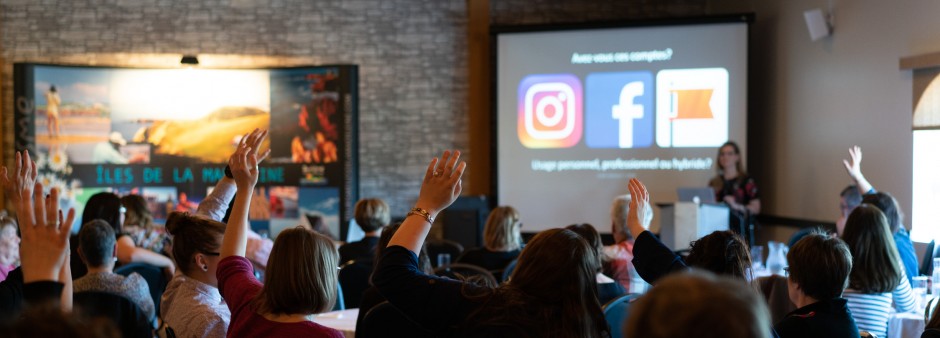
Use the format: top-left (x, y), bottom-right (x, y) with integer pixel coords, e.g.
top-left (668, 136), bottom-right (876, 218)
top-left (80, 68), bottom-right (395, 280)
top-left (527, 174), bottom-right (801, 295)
top-left (843, 269), bottom-right (916, 338)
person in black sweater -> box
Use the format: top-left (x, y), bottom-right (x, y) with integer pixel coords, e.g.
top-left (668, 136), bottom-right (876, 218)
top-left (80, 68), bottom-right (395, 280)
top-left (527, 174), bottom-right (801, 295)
top-left (774, 230), bottom-right (860, 338)
top-left (373, 150), bottom-right (609, 337)
top-left (339, 198), bottom-right (390, 264)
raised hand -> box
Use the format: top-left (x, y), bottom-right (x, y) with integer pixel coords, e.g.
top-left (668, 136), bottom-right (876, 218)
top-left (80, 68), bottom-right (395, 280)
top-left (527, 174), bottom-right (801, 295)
top-left (0, 150), bottom-right (38, 204)
top-left (415, 150), bottom-right (467, 217)
top-left (627, 178), bottom-right (651, 238)
top-left (841, 145), bottom-right (873, 194)
top-left (229, 129), bottom-right (270, 189)
top-left (842, 145), bottom-right (863, 180)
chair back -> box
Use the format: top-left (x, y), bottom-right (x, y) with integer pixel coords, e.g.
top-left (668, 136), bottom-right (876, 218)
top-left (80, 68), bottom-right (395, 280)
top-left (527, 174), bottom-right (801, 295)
top-left (426, 239), bottom-right (464, 268)
top-left (338, 258), bottom-right (373, 309)
top-left (359, 301), bottom-right (434, 338)
top-left (332, 282), bottom-right (346, 311)
top-left (74, 291), bottom-right (152, 338)
top-left (434, 263), bottom-right (498, 287)
top-left (922, 240), bottom-right (937, 276)
top-left (501, 259), bottom-right (518, 282)
top-left (115, 262), bottom-right (167, 314)
top-left (603, 293), bottom-right (640, 338)
top-left (860, 330), bottom-right (878, 338)
top-left (756, 274), bottom-right (797, 323)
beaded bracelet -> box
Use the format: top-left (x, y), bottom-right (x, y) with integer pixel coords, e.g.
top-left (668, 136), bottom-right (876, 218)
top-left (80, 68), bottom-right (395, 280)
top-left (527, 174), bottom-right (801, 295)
top-left (407, 207), bottom-right (434, 224)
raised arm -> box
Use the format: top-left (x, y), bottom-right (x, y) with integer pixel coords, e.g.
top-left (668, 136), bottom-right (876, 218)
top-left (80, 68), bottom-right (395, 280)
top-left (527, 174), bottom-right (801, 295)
top-left (388, 150), bottom-right (466, 255)
top-left (1, 151), bottom-right (76, 284)
top-left (220, 129), bottom-right (269, 259)
top-left (842, 145), bottom-right (874, 194)
top-left (626, 178), bottom-right (651, 240)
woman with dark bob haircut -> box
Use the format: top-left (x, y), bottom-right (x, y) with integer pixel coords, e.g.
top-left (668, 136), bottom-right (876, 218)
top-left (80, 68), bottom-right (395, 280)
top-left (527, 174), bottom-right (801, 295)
top-left (373, 150), bottom-right (609, 337)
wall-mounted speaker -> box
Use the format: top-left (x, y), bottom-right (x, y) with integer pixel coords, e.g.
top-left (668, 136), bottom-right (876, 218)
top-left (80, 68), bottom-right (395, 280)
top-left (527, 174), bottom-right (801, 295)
top-left (804, 8), bottom-right (831, 42)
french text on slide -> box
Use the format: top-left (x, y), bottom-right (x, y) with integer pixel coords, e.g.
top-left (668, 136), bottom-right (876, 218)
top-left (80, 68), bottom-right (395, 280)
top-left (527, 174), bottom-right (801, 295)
top-left (531, 157), bottom-right (712, 173)
top-left (570, 48), bottom-right (674, 64)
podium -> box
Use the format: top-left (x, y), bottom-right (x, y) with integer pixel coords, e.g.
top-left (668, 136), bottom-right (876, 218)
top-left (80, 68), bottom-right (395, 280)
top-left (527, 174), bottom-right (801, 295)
top-left (657, 202), bottom-right (730, 250)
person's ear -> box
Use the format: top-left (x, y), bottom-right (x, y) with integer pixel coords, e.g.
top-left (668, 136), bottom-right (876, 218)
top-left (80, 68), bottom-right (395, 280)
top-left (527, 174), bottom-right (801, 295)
top-left (194, 254), bottom-right (209, 272)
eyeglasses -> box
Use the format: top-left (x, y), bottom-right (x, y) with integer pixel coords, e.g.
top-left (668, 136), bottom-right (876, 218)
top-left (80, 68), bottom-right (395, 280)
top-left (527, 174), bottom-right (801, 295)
top-left (202, 252), bottom-right (220, 256)
top-left (783, 267), bottom-right (790, 277)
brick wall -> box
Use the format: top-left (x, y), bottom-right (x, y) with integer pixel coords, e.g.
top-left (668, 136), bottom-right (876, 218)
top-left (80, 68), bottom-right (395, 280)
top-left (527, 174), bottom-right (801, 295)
top-left (0, 0), bottom-right (704, 216)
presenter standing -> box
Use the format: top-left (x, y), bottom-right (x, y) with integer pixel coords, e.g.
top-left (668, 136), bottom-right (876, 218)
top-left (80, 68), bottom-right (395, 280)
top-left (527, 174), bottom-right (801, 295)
top-left (708, 141), bottom-right (760, 245)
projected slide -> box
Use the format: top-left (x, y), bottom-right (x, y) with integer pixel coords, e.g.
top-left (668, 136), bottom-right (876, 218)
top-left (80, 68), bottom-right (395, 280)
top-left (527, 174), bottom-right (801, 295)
top-left (14, 64), bottom-right (359, 238)
top-left (496, 19), bottom-right (749, 233)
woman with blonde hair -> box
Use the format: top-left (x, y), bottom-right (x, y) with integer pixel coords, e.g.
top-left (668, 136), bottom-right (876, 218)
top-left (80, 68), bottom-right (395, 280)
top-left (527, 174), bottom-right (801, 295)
top-left (457, 206), bottom-right (522, 273)
top-left (216, 129), bottom-right (342, 337)
top-left (374, 150), bottom-right (609, 337)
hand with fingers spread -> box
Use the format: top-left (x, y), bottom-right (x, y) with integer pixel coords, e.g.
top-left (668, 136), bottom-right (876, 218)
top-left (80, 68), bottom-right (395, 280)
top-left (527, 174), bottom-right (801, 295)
top-left (414, 150), bottom-right (467, 219)
top-left (1, 151), bottom-right (75, 283)
top-left (228, 129), bottom-right (271, 190)
top-left (627, 178), bottom-right (652, 239)
top-left (221, 129), bottom-right (270, 259)
top-left (0, 150), bottom-right (38, 204)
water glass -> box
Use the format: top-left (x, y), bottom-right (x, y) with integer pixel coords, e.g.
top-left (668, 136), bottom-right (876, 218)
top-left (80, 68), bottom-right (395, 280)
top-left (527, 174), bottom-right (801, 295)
top-left (750, 245), bottom-right (764, 270)
top-left (914, 276), bottom-right (929, 310)
top-left (437, 253), bottom-right (451, 268)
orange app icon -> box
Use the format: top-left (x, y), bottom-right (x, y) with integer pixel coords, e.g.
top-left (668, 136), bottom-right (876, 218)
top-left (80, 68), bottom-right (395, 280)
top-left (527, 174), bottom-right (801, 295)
top-left (656, 68), bottom-right (729, 148)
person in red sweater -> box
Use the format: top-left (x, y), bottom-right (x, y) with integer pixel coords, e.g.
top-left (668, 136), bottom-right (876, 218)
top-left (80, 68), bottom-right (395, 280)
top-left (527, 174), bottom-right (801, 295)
top-left (216, 129), bottom-right (342, 338)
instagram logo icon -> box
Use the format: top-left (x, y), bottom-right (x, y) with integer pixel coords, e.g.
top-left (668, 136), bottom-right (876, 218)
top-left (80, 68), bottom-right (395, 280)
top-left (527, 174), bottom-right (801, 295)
top-left (517, 74), bottom-right (583, 148)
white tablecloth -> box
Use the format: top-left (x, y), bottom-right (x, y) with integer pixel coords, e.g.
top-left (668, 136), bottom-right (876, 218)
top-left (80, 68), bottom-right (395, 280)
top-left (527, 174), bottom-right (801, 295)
top-left (313, 308), bottom-right (359, 338)
top-left (889, 312), bottom-right (925, 338)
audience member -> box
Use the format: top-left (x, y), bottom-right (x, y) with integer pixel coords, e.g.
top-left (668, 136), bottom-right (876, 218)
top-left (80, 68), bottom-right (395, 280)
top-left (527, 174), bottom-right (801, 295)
top-left (0, 213), bottom-right (20, 281)
top-left (374, 150), bottom-right (609, 337)
top-left (197, 168), bottom-right (273, 271)
top-left (216, 129), bottom-right (342, 337)
top-left (121, 194), bottom-right (166, 254)
top-left (355, 222), bottom-right (433, 334)
top-left (923, 300), bottom-right (940, 338)
top-left (787, 184), bottom-right (861, 247)
top-left (774, 231), bottom-right (859, 338)
top-left (566, 223), bottom-right (627, 305)
top-left (73, 220), bottom-right (155, 321)
top-left (626, 270), bottom-right (771, 338)
top-left (0, 151), bottom-right (75, 322)
top-left (709, 141), bottom-right (760, 244)
top-left (339, 198), bottom-right (390, 264)
top-left (456, 206), bottom-right (522, 273)
top-left (70, 192), bottom-right (174, 280)
top-left (843, 145), bottom-right (918, 285)
top-left (161, 212), bottom-right (230, 337)
top-left (841, 204), bottom-right (915, 338)
top-left (626, 178), bottom-right (752, 284)
top-left (603, 194), bottom-right (650, 293)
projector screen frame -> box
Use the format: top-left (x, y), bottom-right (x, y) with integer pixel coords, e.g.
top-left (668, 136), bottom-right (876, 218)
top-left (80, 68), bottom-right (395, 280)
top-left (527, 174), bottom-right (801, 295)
top-left (489, 13), bottom-right (755, 236)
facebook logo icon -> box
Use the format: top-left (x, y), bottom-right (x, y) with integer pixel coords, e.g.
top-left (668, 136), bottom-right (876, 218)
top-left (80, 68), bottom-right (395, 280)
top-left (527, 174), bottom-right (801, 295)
top-left (585, 72), bottom-right (654, 148)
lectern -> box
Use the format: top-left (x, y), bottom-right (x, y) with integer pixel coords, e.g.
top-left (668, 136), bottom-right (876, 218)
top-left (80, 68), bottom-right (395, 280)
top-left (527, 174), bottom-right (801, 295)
top-left (657, 202), bottom-right (730, 250)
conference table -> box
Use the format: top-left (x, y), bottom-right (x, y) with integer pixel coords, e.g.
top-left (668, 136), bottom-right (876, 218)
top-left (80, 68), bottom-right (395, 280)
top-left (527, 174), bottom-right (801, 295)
top-left (313, 308), bottom-right (359, 338)
top-left (889, 311), bottom-right (925, 338)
